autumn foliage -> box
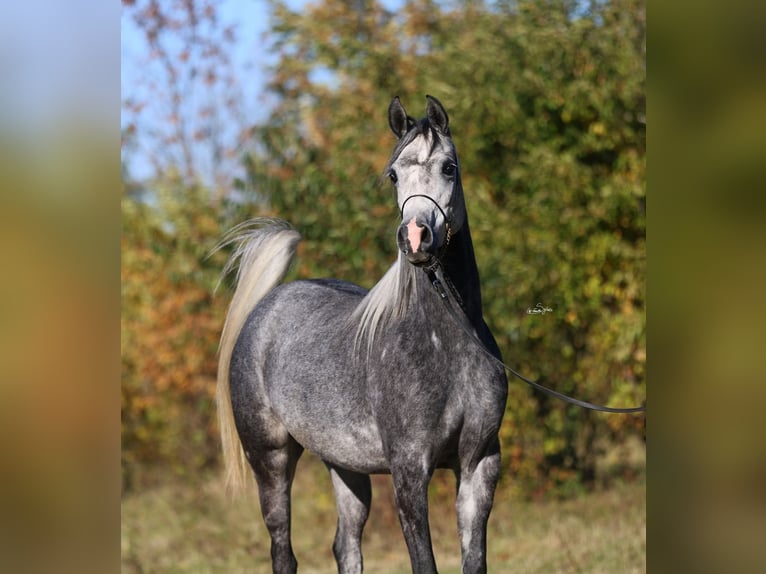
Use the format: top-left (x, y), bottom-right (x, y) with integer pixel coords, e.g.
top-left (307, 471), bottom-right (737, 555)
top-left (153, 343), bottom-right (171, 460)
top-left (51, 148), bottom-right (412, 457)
top-left (121, 180), bottom-right (237, 488)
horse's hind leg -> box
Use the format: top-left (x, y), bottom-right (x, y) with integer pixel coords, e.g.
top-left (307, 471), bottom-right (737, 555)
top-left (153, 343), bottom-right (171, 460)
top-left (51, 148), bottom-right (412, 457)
top-left (248, 436), bottom-right (304, 574)
top-left (325, 464), bottom-right (371, 574)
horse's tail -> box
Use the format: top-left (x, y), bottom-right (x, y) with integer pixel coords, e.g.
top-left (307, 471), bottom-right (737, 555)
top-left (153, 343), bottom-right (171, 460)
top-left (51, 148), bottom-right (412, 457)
top-left (214, 219), bottom-right (301, 495)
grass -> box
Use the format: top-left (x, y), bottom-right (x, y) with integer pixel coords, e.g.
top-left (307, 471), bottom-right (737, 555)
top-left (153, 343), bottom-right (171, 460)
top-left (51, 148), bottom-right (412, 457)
top-left (122, 454), bottom-right (645, 573)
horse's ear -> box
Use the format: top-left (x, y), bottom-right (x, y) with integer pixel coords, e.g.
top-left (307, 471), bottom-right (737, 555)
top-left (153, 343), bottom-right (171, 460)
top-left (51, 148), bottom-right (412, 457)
top-left (425, 95), bottom-right (450, 135)
top-left (388, 96), bottom-right (410, 138)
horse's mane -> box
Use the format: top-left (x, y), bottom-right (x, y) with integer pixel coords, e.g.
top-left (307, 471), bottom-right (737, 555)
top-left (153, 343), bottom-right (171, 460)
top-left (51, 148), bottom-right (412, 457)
top-left (350, 252), bottom-right (420, 357)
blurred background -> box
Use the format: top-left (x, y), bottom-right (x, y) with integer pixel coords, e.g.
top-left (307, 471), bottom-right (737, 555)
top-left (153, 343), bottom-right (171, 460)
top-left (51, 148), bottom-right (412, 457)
top-left (22, 0), bottom-right (766, 571)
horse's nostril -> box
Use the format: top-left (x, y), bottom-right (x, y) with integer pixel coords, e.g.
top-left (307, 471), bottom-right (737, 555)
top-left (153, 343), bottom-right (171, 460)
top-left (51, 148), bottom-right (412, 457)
top-left (420, 226), bottom-right (433, 249)
top-left (397, 223), bottom-right (410, 253)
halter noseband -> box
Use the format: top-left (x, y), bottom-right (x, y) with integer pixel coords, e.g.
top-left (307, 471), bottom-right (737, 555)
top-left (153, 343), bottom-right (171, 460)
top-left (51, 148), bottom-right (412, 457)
top-left (399, 193), bottom-right (453, 257)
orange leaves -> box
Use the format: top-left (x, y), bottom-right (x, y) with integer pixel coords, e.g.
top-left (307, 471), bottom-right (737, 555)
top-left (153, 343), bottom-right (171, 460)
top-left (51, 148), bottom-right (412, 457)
top-left (122, 191), bottom-right (235, 488)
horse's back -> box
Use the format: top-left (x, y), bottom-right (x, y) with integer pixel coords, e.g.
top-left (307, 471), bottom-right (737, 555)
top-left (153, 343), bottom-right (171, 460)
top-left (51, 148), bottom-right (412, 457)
top-left (236, 277), bottom-right (365, 350)
top-left (232, 277), bottom-right (366, 379)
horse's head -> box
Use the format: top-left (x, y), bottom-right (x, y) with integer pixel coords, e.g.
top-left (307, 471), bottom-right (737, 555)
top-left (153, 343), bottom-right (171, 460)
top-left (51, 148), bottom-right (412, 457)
top-left (386, 95), bottom-right (466, 266)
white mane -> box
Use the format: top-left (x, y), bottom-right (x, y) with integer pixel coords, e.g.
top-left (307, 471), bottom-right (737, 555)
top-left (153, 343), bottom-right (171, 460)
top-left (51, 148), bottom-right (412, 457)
top-left (350, 252), bottom-right (419, 357)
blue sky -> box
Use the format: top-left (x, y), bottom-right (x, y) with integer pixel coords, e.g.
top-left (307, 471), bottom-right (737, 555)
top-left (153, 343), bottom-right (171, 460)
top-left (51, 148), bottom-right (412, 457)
top-left (121, 0), bottom-right (277, 182)
top-left (121, 0), bottom-right (408, 184)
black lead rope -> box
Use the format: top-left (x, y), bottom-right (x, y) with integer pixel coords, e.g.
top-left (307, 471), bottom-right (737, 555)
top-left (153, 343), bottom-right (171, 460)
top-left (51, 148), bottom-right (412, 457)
top-left (423, 264), bottom-right (646, 414)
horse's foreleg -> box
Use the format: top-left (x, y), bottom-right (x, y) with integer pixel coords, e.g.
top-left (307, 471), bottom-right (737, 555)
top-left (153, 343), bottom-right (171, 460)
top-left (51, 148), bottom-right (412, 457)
top-left (391, 464), bottom-right (438, 574)
top-left (250, 438), bottom-right (303, 574)
top-left (325, 464), bottom-right (372, 574)
top-left (455, 439), bottom-right (501, 574)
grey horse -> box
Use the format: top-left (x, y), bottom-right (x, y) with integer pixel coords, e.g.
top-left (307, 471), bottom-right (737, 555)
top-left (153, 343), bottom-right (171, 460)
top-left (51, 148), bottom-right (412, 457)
top-left (216, 95), bottom-right (508, 573)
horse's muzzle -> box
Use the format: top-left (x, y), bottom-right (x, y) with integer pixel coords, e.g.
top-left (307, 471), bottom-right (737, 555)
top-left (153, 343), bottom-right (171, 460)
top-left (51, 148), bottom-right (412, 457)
top-left (397, 217), bottom-right (436, 265)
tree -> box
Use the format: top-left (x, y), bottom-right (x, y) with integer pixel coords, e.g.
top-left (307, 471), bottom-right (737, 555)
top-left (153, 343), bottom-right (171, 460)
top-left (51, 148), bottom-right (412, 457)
top-left (121, 174), bottom-right (251, 488)
top-left (122, 0), bottom-right (250, 196)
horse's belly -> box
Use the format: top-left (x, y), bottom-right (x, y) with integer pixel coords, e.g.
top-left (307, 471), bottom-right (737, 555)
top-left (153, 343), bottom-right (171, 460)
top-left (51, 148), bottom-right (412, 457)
top-left (276, 403), bottom-right (390, 474)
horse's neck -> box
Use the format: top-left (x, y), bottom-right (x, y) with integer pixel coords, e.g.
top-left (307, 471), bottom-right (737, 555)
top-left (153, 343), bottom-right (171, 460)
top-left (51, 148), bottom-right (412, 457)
top-left (441, 217), bottom-right (484, 328)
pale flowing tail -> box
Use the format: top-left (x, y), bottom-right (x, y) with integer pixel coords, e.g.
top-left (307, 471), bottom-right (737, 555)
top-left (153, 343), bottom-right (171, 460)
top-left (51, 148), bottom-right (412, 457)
top-left (213, 219), bottom-right (301, 494)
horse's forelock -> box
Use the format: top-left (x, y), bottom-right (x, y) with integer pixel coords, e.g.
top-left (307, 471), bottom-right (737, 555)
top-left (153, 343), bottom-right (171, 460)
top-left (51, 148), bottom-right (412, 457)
top-left (385, 118), bottom-right (450, 175)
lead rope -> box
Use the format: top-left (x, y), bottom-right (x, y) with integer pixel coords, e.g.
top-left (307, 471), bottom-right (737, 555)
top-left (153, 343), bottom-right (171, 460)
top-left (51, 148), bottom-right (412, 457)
top-left (424, 262), bottom-right (646, 414)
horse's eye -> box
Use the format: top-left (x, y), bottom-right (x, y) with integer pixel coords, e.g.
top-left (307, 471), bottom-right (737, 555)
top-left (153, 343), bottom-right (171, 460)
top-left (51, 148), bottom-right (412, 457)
top-left (442, 162), bottom-right (456, 177)
top-left (389, 170), bottom-right (398, 184)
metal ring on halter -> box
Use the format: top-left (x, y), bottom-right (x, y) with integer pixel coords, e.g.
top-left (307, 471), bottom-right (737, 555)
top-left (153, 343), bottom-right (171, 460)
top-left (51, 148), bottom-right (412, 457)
top-left (399, 194), bottom-right (452, 252)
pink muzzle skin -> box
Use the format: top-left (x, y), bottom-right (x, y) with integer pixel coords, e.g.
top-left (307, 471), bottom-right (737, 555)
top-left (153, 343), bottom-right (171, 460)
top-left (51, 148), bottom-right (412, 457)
top-left (406, 217), bottom-right (423, 253)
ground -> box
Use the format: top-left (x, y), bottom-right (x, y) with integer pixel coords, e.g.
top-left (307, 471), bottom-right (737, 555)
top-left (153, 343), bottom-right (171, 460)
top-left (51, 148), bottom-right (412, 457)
top-left (121, 454), bottom-right (645, 573)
